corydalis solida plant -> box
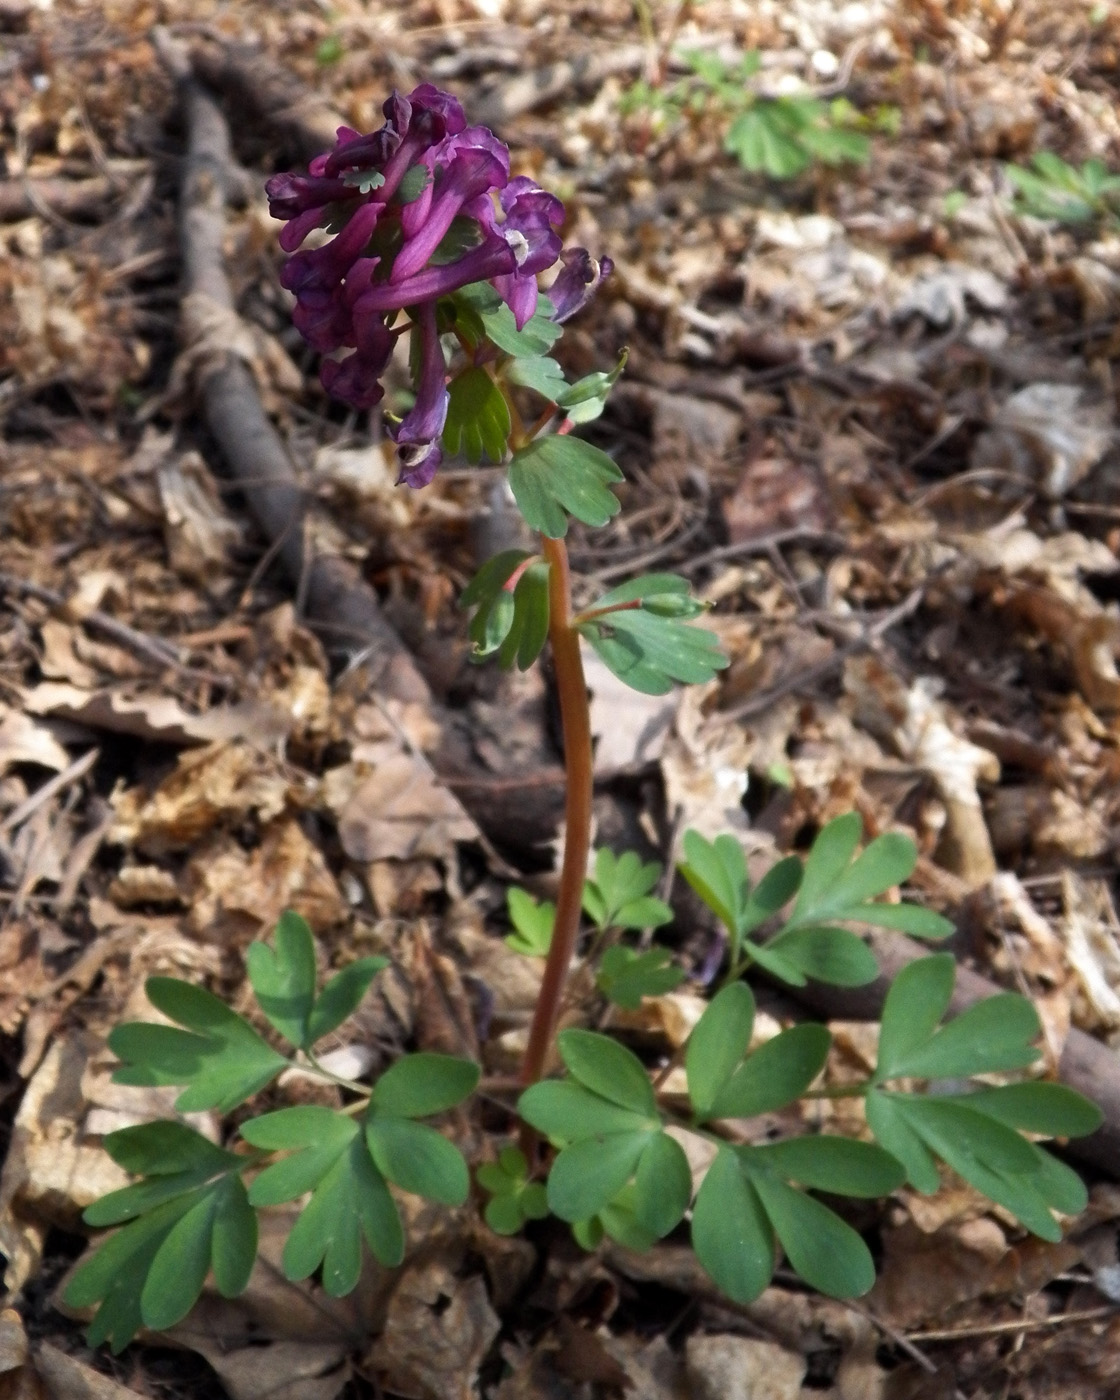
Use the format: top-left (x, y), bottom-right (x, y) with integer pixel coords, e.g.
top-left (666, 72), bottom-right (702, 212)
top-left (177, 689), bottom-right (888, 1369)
top-left (65, 83), bottom-right (1102, 1353)
top-left (265, 83), bottom-right (607, 484)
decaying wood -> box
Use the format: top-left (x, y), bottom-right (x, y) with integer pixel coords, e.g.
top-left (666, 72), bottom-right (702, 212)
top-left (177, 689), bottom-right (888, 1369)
top-left (187, 38), bottom-right (347, 162)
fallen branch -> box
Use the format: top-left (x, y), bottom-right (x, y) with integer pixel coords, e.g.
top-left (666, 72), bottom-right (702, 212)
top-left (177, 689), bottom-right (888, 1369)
top-left (153, 28), bottom-right (433, 710)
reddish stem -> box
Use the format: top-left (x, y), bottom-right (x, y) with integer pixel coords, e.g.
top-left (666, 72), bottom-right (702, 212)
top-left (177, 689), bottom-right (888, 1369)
top-left (519, 533), bottom-right (594, 1088)
top-left (570, 598), bottom-right (643, 626)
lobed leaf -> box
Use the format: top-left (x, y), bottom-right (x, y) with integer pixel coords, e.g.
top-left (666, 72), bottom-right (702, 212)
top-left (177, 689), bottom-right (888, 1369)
top-left (505, 886), bottom-right (555, 957)
top-left (546, 1131), bottom-right (655, 1222)
top-left (579, 606), bottom-right (728, 695)
top-left (686, 981), bottom-right (755, 1119)
top-left (443, 365), bottom-right (512, 463)
top-left (370, 1053), bottom-right (480, 1119)
top-left (707, 1023), bottom-right (831, 1121)
top-left (748, 1169), bottom-right (875, 1299)
top-left (558, 1030), bottom-right (657, 1116)
top-left (109, 977), bottom-right (289, 1114)
top-left (518, 1079), bottom-right (655, 1142)
top-left (306, 955), bottom-right (389, 1045)
top-left (508, 435), bottom-right (623, 538)
top-left (691, 1148), bottom-right (774, 1304)
top-left (632, 1132), bottom-right (692, 1238)
top-left (597, 945), bottom-right (684, 1010)
top-left (246, 911), bottom-right (317, 1050)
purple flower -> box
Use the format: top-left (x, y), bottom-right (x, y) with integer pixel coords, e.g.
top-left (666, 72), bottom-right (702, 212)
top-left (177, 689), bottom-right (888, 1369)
top-left (269, 83), bottom-right (606, 487)
top-left (390, 301), bottom-right (449, 488)
top-left (548, 248), bottom-right (614, 323)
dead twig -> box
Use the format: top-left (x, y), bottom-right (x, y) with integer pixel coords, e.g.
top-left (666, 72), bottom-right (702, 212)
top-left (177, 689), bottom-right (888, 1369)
top-left (0, 572), bottom-right (232, 689)
top-left (710, 586), bottom-right (927, 726)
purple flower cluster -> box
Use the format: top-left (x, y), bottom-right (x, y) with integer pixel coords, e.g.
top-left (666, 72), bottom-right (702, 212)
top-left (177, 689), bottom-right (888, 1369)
top-left (267, 84), bottom-right (608, 487)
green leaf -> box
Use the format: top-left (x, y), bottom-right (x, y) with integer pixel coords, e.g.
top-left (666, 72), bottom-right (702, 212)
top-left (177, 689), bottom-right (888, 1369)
top-left (865, 1090), bottom-right (941, 1194)
top-left (725, 107), bottom-right (809, 178)
top-left (244, 1108), bottom-right (403, 1284)
top-left (547, 1131), bottom-right (655, 1221)
top-left (558, 1029), bottom-right (657, 1116)
top-left (740, 937), bottom-right (810, 987)
top-left (1025, 1143), bottom-right (1089, 1217)
top-left (583, 848), bottom-right (672, 931)
top-left (748, 1169), bottom-right (875, 1298)
top-left (140, 1189), bottom-right (221, 1330)
top-left (508, 435), bottom-right (624, 538)
top-left (505, 355), bottom-right (569, 401)
top-left (707, 1024), bottom-right (831, 1121)
top-left (578, 607), bottom-right (728, 695)
top-left (597, 1189), bottom-right (658, 1251)
top-left (900, 994), bottom-right (1041, 1080)
top-left (875, 955), bottom-right (956, 1081)
top-left (679, 831), bottom-right (747, 937)
top-left (555, 351), bottom-right (628, 426)
top-left (597, 946), bottom-right (684, 1010)
top-left (69, 1139), bottom-right (256, 1350)
top-left (852, 902), bottom-right (954, 939)
top-left (632, 1132), bottom-right (692, 1238)
top-left (897, 1097), bottom-right (1044, 1176)
top-left (750, 855), bottom-right (804, 920)
top-left (370, 1054), bottom-right (480, 1119)
top-left (691, 1148), bottom-right (774, 1303)
top-left (306, 956), bottom-right (389, 1045)
top-left (210, 1174), bottom-right (258, 1298)
top-left (97, 1119), bottom-right (234, 1183)
top-left (875, 957), bottom-right (1042, 1083)
top-left (478, 1146), bottom-right (550, 1234)
top-left (505, 886), bottom-right (555, 957)
top-left (868, 1088), bottom-right (1087, 1238)
top-left (243, 1106), bottom-right (359, 1203)
top-left (68, 1196), bottom-right (196, 1351)
top-left (964, 1082), bottom-right (1103, 1138)
top-left (246, 911), bottom-right (317, 1050)
top-left (755, 1136), bottom-right (906, 1197)
top-left (502, 561), bottom-right (552, 672)
top-left (85, 1124), bottom-right (241, 1227)
top-left (764, 926), bottom-right (879, 987)
top-left (686, 981), bottom-right (756, 1119)
top-left (455, 282), bottom-right (562, 357)
top-left (518, 1080), bottom-right (655, 1142)
top-left (365, 1118), bottom-right (469, 1205)
top-left (394, 164), bottom-right (430, 204)
top-left (284, 1135), bottom-right (403, 1288)
top-left (461, 550), bottom-right (533, 661)
top-left (109, 977), bottom-right (289, 1114)
top-left (443, 366), bottom-right (512, 464)
top-left (787, 822), bottom-right (845, 915)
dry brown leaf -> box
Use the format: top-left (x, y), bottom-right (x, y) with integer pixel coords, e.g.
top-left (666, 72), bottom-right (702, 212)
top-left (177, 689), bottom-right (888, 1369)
top-left (110, 741), bottom-right (293, 853)
top-left (25, 684), bottom-right (291, 749)
top-left (845, 658), bottom-right (999, 886)
top-left (0, 710), bottom-right (69, 777)
top-left (684, 1334), bottom-right (805, 1400)
top-left (185, 817), bottom-right (346, 939)
top-left (971, 383), bottom-right (1112, 498)
top-left (0, 1036), bottom-right (129, 1295)
top-left (157, 450), bottom-right (242, 583)
top-left (367, 1261), bottom-right (500, 1400)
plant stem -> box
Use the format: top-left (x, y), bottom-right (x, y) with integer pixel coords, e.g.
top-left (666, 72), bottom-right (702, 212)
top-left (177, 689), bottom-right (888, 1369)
top-left (519, 533), bottom-right (594, 1088)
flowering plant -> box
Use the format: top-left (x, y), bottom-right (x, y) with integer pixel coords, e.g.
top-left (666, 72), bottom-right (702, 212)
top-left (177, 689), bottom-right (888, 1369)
top-left (67, 85), bottom-right (1101, 1354)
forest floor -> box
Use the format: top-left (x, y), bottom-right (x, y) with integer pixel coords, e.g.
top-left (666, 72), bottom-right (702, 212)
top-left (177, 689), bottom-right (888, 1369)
top-left (3, 0), bottom-right (1120, 1396)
